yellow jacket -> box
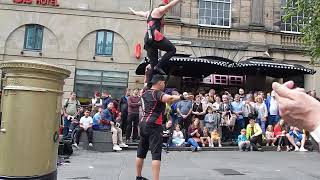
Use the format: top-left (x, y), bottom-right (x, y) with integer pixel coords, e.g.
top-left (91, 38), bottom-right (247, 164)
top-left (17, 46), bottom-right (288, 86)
top-left (246, 123), bottom-right (262, 139)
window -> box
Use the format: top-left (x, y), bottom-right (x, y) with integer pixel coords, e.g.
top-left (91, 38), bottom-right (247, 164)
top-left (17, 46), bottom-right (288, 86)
top-left (199, 0), bottom-right (231, 27)
top-left (280, 0), bottom-right (304, 33)
top-left (95, 30), bottom-right (114, 56)
top-left (75, 69), bottom-right (128, 100)
top-left (213, 75), bottom-right (228, 85)
top-left (229, 76), bottom-right (244, 86)
top-left (24, 24), bottom-right (43, 50)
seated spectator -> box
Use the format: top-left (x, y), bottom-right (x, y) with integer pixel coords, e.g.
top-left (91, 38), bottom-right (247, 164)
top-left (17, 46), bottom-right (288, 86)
top-left (210, 129), bottom-right (222, 147)
top-left (204, 107), bottom-right (219, 132)
top-left (200, 127), bottom-right (211, 147)
top-left (187, 118), bottom-right (203, 152)
top-left (237, 129), bottom-right (250, 151)
top-left (219, 95), bottom-right (234, 142)
top-left (163, 120), bottom-right (174, 152)
top-left (92, 107), bottom-right (107, 130)
top-left (91, 91), bottom-right (103, 115)
top-left (246, 114), bottom-right (263, 151)
top-left (266, 125), bottom-right (277, 146)
top-left (289, 127), bottom-right (308, 152)
top-left (274, 119), bottom-right (291, 152)
top-left (102, 102), bottom-right (128, 151)
top-left (172, 124), bottom-right (185, 147)
top-left (73, 110), bottom-right (94, 148)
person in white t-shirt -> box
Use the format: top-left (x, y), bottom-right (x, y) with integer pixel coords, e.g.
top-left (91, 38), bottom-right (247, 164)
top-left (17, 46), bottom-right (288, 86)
top-left (266, 91), bottom-right (280, 126)
top-left (74, 110), bottom-right (94, 148)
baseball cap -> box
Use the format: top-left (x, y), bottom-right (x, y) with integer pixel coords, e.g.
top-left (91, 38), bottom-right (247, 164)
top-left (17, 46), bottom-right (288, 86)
top-left (150, 74), bottom-right (166, 85)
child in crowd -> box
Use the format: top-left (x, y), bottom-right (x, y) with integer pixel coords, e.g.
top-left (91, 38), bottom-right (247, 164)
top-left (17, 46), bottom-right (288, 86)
top-left (237, 129), bottom-right (250, 151)
top-left (266, 125), bottom-right (277, 146)
top-left (204, 107), bottom-right (218, 132)
top-left (210, 129), bottom-right (222, 147)
top-left (200, 127), bottom-right (211, 147)
top-left (172, 124), bottom-right (185, 147)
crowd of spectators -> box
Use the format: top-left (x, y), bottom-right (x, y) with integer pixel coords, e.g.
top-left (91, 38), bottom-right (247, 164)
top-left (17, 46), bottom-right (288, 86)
top-left (62, 86), bottom-right (319, 152)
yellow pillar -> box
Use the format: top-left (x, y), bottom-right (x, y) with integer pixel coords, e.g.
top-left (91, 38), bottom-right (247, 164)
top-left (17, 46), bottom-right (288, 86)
top-left (0, 60), bottom-right (70, 179)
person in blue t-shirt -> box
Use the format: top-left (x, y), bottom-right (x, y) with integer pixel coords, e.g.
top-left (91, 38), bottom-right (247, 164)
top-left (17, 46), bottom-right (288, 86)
top-left (237, 129), bottom-right (251, 151)
top-left (92, 107), bottom-right (103, 130)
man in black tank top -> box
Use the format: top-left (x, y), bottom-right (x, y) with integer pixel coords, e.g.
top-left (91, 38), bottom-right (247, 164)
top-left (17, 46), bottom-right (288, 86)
top-left (134, 74), bottom-right (189, 180)
top-left (129, 0), bottom-right (181, 87)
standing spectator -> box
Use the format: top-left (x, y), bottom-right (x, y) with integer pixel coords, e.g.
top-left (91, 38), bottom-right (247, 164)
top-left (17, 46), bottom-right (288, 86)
top-left (177, 92), bottom-right (193, 130)
top-left (202, 95), bottom-right (213, 112)
top-left (254, 95), bottom-right (268, 133)
top-left (73, 110), bottom-right (94, 148)
top-left (170, 91), bottom-right (180, 125)
top-left (63, 92), bottom-right (81, 137)
top-left (239, 88), bottom-right (246, 101)
top-left (243, 95), bottom-right (255, 127)
top-left (265, 91), bottom-right (280, 126)
top-left (102, 91), bottom-right (113, 109)
top-left (266, 125), bottom-right (277, 146)
top-left (126, 88), bottom-right (141, 142)
top-left (237, 129), bottom-right (250, 151)
top-left (91, 91), bottom-right (103, 115)
top-left (219, 95), bottom-right (233, 142)
top-left (187, 118), bottom-right (203, 151)
top-left (102, 102), bottom-right (128, 151)
top-left (246, 114), bottom-right (263, 151)
top-left (289, 127), bottom-right (308, 152)
top-left (212, 96), bottom-right (222, 111)
top-left (204, 107), bottom-right (219, 132)
top-left (162, 120), bottom-right (174, 152)
top-left (172, 124), bottom-right (185, 147)
top-left (210, 129), bottom-right (222, 147)
top-left (231, 94), bottom-right (245, 138)
top-left (208, 89), bottom-right (216, 103)
top-left (192, 95), bottom-right (206, 128)
top-left (119, 89), bottom-right (130, 136)
top-left (200, 127), bottom-right (211, 147)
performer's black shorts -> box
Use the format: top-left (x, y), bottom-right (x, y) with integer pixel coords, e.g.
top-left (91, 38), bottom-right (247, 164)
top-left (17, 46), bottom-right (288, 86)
top-left (137, 122), bottom-right (163, 161)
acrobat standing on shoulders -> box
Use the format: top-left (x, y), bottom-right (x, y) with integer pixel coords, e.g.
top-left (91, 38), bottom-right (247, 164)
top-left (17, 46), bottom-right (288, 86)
top-left (129, 0), bottom-right (181, 85)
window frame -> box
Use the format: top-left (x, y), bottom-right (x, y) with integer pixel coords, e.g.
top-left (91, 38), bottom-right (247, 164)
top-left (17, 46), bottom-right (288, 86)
top-left (280, 0), bottom-right (304, 34)
top-left (198, 0), bottom-right (232, 28)
top-left (95, 30), bottom-right (114, 57)
top-left (23, 24), bottom-right (44, 51)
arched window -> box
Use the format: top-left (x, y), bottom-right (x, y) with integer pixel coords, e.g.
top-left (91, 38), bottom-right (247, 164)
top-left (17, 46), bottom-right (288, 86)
top-left (95, 30), bottom-right (114, 56)
top-left (24, 24), bottom-right (43, 51)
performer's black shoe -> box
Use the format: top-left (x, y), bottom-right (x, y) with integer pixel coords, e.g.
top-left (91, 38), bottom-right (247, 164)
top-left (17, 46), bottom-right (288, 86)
top-left (136, 176), bottom-right (149, 180)
top-left (154, 67), bottom-right (166, 75)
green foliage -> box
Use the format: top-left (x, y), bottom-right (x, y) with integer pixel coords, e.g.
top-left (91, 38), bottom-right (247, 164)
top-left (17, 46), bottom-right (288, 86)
top-left (283, 0), bottom-right (320, 63)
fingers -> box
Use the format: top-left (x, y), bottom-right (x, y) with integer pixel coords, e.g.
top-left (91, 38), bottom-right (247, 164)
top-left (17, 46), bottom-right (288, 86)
top-left (272, 82), bottom-right (295, 100)
top-left (283, 81), bottom-right (295, 89)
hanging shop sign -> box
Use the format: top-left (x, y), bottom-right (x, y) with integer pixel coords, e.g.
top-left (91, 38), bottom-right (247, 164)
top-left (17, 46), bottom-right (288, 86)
top-left (13, 0), bottom-right (59, 6)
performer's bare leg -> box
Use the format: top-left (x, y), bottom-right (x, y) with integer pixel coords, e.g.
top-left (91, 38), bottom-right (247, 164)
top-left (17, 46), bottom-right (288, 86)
top-left (136, 158), bottom-right (144, 177)
top-left (152, 160), bottom-right (161, 180)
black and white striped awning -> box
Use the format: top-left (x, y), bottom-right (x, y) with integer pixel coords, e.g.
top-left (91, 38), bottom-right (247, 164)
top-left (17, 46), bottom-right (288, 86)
top-left (229, 57), bottom-right (316, 77)
top-left (135, 56), bottom-right (316, 78)
top-left (135, 55), bottom-right (232, 77)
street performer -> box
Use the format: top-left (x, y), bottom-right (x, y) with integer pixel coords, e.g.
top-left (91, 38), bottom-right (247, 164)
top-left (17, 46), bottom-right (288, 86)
top-left (129, 0), bottom-right (181, 86)
top-left (135, 74), bottom-right (190, 180)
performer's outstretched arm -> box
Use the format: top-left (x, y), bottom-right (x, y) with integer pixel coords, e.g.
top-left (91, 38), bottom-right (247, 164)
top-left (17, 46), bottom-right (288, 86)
top-left (129, 7), bottom-right (149, 18)
top-left (158, 0), bottom-right (181, 14)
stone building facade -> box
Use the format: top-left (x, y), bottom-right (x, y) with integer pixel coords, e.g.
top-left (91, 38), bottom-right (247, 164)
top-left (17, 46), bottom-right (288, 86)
top-left (0, 0), bottom-right (318, 100)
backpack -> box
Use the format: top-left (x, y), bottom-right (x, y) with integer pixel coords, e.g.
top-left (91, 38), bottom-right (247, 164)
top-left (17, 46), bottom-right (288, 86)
top-left (64, 98), bottom-right (80, 108)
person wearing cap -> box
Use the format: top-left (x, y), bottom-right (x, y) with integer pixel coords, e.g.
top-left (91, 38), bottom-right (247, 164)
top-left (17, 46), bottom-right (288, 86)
top-left (129, 0), bottom-right (181, 87)
top-left (136, 74), bottom-right (190, 180)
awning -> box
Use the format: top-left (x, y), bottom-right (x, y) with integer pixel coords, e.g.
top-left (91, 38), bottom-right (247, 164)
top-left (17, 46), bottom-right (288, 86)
top-left (229, 57), bottom-right (316, 78)
top-left (135, 55), bottom-right (232, 78)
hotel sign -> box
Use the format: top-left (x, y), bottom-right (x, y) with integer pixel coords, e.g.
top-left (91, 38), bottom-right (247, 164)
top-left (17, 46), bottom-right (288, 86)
top-left (13, 0), bottom-right (59, 6)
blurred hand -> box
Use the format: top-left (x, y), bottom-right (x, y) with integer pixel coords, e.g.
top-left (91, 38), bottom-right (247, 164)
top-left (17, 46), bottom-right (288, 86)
top-left (110, 121), bottom-right (115, 126)
top-left (273, 81), bottom-right (320, 131)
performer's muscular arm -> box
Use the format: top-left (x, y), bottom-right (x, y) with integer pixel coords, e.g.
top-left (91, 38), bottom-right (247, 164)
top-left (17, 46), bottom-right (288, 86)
top-left (155, 0), bottom-right (181, 16)
top-left (129, 7), bottom-right (149, 18)
top-left (161, 94), bottom-right (191, 104)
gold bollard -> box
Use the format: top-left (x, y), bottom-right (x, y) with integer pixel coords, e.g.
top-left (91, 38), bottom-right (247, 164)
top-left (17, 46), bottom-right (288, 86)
top-left (0, 60), bottom-right (70, 179)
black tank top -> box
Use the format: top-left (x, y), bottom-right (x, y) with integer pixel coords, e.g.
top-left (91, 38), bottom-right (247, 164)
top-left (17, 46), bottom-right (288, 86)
top-left (147, 10), bottom-right (164, 33)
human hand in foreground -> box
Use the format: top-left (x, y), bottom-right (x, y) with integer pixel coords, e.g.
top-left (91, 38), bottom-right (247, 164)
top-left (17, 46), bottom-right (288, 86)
top-left (272, 81), bottom-right (320, 131)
